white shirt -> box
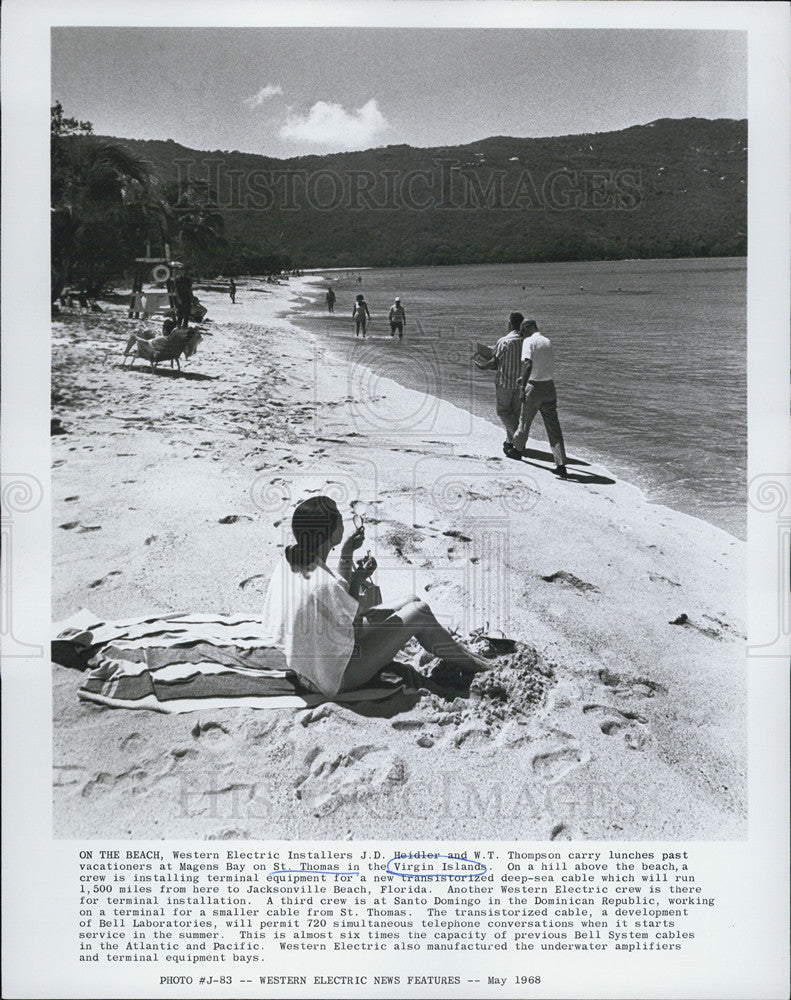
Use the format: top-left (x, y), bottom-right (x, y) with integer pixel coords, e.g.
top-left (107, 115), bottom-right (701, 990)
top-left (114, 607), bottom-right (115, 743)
top-left (263, 557), bottom-right (358, 697)
top-left (521, 331), bottom-right (555, 381)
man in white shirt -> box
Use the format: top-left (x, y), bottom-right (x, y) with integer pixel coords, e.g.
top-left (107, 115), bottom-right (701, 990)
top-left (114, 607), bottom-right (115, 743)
top-left (506, 319), bottom-right (568, 478)
top-left (389, 297), bottom-right (406, 338)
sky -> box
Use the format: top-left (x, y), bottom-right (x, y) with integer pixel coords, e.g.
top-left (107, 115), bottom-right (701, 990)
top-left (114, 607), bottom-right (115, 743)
top-left (51, 28), bottom-right (747, 158)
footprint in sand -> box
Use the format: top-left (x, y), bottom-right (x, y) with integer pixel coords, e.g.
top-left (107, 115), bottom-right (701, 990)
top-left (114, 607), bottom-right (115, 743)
top-left (207, 828), bottom-right (251, 840)
top-left (53, 764), bottom-right (86, 787)
top-left (550, 822), bottom-right (573, 841)
top-left (81, 772), bottom-right (113, 797)
top-left (239, 573), bottom-right (267, 590)
top-left (583, 703), bottom-right (648, 724)
top-left (597, 668), bottom-right (667, 699)
top-left (600, 718), bottom-right (650, 751)
top-left (88, 570), bottom-right (122, 589)
top-left (584, 705), bottom-right (650, 751)
top-left (541, 570), bottom-right (598, 593)
top-left (532, 745), bottom-right (590, 783)
top-left (300, 704), bottom-right (336, 727)
top-left (669, 613), bottom-right (722, 640)
top-left (218, 514), bottom-right (253, 524)
top-left (191, 721), bottom-right (233, 750)
top-left (294, 744), bottom-right (407, 817)
top-left (453, 722), bottom-right (491, 748)
top-left (81, 765), bottom-right (150, 798)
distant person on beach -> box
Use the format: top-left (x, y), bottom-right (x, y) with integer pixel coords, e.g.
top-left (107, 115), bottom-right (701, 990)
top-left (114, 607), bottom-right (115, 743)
top-left (229, 279), bottom-right (236, 304)
top-left (173, 270), bottom-right (193, 328)
top-left (263, 497), bottom-right (489, 698)
top-left (389, 297), bottom-right (406, 339)
top-left (353, 294), bottom-right (371, 338)
top-left (129, 272), bottom-right (144, 319)
top-left (326, 288), bottom-right (336, 313)
top-left (505, 319), bottom-right (568, 479)
top-left (476, 311), bottom-right (525, 452)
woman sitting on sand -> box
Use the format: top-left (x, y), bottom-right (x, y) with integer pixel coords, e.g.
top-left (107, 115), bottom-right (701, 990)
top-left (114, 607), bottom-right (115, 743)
top-left (263, 496), bottom-right (489, 698)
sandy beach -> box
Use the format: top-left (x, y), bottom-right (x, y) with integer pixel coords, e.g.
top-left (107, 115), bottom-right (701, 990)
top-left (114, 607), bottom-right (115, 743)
top-left (51, 277), bottom-right (746, 841)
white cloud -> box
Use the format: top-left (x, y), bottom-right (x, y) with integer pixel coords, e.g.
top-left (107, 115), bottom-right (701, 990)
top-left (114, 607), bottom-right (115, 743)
top-left (245, 84), bottom-right (284, 107)
top-left (279, 99), bottom-right (388, 149)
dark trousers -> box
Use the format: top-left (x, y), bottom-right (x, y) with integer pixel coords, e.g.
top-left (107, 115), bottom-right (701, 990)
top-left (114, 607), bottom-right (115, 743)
top-left (512, 379), bottom-right (567, 466)
top-left (176, 302), bottom-right (191, 327)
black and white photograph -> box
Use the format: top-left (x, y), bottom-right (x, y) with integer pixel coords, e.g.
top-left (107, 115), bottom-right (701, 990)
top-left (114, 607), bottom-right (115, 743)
top-left (49, 24), bottom-right (749, 841)
top-left (2, 2), bottom-right (789, 998)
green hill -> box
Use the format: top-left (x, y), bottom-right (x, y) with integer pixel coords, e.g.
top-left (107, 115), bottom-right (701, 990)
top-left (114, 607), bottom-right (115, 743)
top-left (81, 118), bottom-right (746, 268)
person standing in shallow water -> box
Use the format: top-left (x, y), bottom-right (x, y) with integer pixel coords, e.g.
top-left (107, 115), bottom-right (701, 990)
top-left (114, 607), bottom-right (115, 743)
top-left (229, 278), bottom-right (236, 304)
top-left (326, 287), bottom-right (336, 313)
top-left (262, 496), bottom-right (489, 698)
top-left (353, 294), bottom-right (371, 337)
top-left (389, 297), bottom-right (406, 339)
top-left (506, 319), bottom-right (568, 479)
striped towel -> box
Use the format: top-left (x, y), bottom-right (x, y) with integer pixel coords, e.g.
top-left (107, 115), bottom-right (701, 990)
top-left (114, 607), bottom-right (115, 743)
top-left (52, 610), bottom-right (415, 714)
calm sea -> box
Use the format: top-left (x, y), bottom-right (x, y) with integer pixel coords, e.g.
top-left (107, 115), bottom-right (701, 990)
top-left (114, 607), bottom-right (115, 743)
top-left (289, 259), bottom-right (746, 539)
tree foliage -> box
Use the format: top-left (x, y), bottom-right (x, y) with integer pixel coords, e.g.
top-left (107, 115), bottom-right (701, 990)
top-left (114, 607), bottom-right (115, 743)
top-left (51, 103), bottom-right (235, 298)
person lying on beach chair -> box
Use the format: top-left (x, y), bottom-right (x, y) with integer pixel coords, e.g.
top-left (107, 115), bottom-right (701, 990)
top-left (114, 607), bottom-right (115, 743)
top-left (263, 496), bottom-right (490, 698)
top-left (121, 318), bottom-right (178, 364)
top-left (123, 325), bottom-right (203, 372)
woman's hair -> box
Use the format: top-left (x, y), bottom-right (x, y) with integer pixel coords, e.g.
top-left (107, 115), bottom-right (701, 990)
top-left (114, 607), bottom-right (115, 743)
top-left (285, 496), bottom-right (342, 570)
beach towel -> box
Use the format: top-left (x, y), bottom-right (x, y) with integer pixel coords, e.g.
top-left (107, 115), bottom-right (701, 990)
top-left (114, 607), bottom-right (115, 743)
top-left (53, 610), bottom-right (416, 714)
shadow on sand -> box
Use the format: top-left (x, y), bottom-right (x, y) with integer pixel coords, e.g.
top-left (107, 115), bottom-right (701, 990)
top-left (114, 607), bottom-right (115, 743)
top-left (520, 446), bottom-right (589, 468)
top-left (123, 365), bottom-right (217, 382)
top-left (344, 662), bottom-right (471, 719)
top-left (517, 458), bottom-right (616, 487)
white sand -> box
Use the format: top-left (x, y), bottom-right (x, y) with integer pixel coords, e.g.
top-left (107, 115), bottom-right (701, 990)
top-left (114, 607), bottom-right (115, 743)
top-left (52, 277), bottom-right (746, 840)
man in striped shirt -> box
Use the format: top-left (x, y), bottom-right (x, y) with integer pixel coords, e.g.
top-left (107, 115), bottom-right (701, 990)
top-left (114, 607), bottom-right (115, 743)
top-left (477, 311), bottom-right (526, 452)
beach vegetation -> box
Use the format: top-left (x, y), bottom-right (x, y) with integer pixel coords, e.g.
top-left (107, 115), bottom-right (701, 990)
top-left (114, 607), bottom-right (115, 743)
top-left (51, 102), bottom-right (151, 299)
top-left (53, 114), bottom-right (746, 278)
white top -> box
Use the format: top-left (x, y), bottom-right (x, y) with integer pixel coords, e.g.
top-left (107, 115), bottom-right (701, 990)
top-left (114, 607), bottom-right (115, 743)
top-left (521, 331), bottom-right (555, 381)
top-left (263, 557), bottom-right (358, 698)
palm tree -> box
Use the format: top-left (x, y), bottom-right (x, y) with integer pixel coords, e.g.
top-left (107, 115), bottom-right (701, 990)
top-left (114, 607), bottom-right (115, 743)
top-left (156, 179), bottom-right (227, 273)
top-left (51, 116), bottom-right (151, 298)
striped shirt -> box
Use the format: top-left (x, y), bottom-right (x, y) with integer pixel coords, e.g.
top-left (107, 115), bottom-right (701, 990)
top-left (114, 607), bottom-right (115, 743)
top-left (493, 331), bottom-right (523, 388)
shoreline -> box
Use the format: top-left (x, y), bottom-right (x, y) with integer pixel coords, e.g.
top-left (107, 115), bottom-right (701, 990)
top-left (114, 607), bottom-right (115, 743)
top-left (291, 271), bottom-right (744, 544)
top-left (51, 278), bottom-right (746, 840)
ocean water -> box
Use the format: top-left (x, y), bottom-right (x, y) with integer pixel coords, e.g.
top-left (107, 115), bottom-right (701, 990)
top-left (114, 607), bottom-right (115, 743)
top-left (290, 258), bottom-right (746, 539)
